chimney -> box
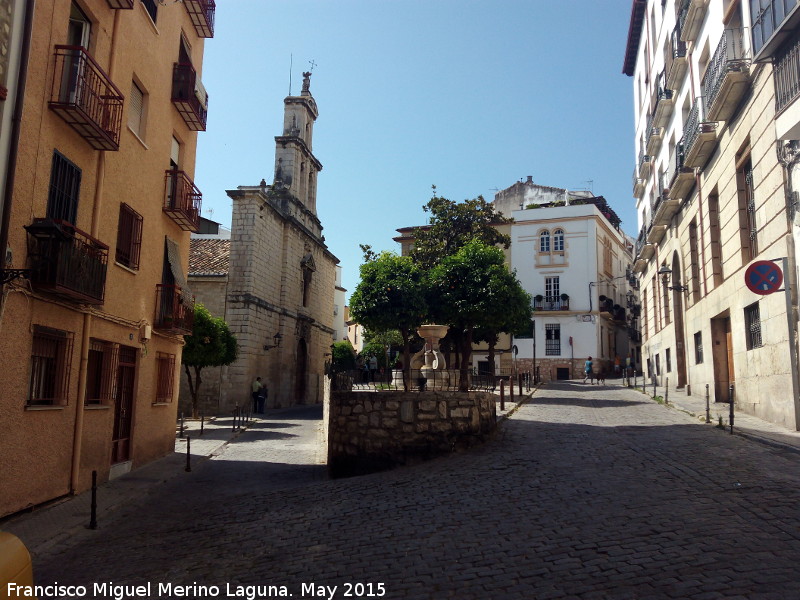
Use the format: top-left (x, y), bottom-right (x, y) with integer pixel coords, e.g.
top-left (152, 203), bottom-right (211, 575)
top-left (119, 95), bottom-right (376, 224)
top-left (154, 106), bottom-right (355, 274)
top-left (526, 176), bottom-right (533, 183)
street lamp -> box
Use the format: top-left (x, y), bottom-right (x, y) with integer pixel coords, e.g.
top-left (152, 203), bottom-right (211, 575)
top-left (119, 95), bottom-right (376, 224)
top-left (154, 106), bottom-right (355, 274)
top-left (263, 332), bottom-right (283, 351)
top-left (658, 265), bottom-right (688, 292)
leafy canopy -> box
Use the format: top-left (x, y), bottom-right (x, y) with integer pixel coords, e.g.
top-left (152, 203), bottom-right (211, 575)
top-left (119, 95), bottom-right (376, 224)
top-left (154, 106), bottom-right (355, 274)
top-left (182, 304), bottom-right (238, 369)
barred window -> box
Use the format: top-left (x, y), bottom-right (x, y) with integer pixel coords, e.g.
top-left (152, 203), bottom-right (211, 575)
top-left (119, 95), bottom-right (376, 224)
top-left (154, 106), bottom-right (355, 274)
top-left (155, 352), bottom-right (176, 403)
top-left (666, 348), bottom-right (672, 373)
top-left (545, 324), bottom-right (560, 356)
top-left (745, 302), bottom-right (763, 350)
top-left (86, 339), bottom-right (117, 405)
top-left (29, 326), bottom-right (75, 406)
top-left (47, 151), bottom-right (81, 225)
top-left (694, 331), bottom-right (704, 364)
top-left (116, 203), bottom-right (143, 270)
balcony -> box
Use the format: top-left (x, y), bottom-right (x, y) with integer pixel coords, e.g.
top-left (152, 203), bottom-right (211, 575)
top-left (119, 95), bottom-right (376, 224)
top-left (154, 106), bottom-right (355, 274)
top-left (647, 221), bottom-right (667, 245)
top-left (164, 169), bottom-right (202, 231)
top-left (667, 25), bottom-right (688, 89)
top-left (632, 168), bottom-right (645, 197)
top-left (682, 96), bottom-right (718, 168)
top-left (679, 0), bottom-right (709, 43)
top-left (653, 70), bottom-right (675, 127)
top-left (172, 63), bottom-right (207, 131)
top-left (776, 31), bottom-right (800, 114)
top-left (154, 284), bottom-right (194, 335)
top-left (703, 28), bottom-right (751, 122)
top-left (183, 0), bottom-right (215, 38)
top-left (638, 150), bottom-right (653, 178)
top-left (646, 126), bottom-right (664, 156)
top-left (652, 191), bottom-right (681, 227)
top-left (751, 0), bottom-right (800, 61)
top-left (24, 219), bottom-right (108, 304)
top-left (533, 296), bottom-right (570, 311)
top-left (633, 227), bottom-right (655, 273)
top-left (667, 144), bottom-right (695, 201)
top-left (105, 0), bottom-right (134, 7)
top-left (48, 46), bottom-right (123, 151)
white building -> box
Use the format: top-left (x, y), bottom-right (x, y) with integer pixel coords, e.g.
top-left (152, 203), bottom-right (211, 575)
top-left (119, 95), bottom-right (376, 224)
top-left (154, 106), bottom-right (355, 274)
top-left (333, 265), bottom-right (346, 343)
top-left (624, 0), bottom-right (800, 428)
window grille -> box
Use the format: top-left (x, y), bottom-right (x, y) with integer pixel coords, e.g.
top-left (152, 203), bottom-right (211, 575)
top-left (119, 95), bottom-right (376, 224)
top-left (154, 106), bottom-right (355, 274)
top-left (47, 151), bottom-right (81, 225)
top-left (694, 331), bottom-right (704, 364)
top-left (155, 352), bottom-right (176, 403)
top-left (86, 339), bottom-right (117, 405)
top-left (545, 324), bottom-right (560, 356)
top-left (745, 302), bottom-right (763, 350)
top-left (29, 326), bottom-right (75, 405)
top-left (116, 203), bottom-right (143, 269)
top-left (666, 348), bottom-right (672, 373)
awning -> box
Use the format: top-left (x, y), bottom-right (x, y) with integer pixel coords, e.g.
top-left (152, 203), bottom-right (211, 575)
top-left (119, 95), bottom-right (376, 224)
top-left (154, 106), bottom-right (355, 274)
top-left (165, 237), bottom-right (194, 305)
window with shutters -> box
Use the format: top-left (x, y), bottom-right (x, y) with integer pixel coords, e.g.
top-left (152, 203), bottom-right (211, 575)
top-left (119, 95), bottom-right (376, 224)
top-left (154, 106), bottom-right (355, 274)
top-left (46, 151), bottom-right (81, 225)
top-left (155, 352), bottom-right (176, 403)
top-left (128, 81), bottom-right (146, 139)
top-left (28, 326), bottom-right (75, 406)
top-left (116, 203), bottom-right (143, 270)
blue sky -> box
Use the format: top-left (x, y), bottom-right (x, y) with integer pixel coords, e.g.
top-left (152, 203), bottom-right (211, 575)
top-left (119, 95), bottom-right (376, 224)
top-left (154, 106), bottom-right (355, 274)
top-left (194, 0), bottom-right (635, 299)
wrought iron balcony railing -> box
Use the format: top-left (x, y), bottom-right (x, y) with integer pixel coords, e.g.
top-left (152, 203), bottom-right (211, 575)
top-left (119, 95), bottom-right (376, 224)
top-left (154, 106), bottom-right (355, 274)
top-left (533, 296), bottom-right (570, 311)
top-left (105, 0), bottom-right (133, 7)
top-left (155, 284), bottom-right (194, 334)
top-left (49, 46), bottom-right (123, 151)
top-left (775, 30), bottom-right (800, 113)
top-left (164, 169), bottom-right (202, 232)
top-left (702, 28), bottom-right (750, 115)
top-left (172, 63), bottom-right (208, 131)
top-left (183, 0), bottom-right (215, 38)
top-left (683, 96), bottom-right (707, 155)
top-left (24, 219), bottom-right (108, 304)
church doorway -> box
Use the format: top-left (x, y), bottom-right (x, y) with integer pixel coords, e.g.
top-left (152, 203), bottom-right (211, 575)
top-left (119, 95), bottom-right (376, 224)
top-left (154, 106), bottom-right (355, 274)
top-left (295, 339), bottom-right (307, 403)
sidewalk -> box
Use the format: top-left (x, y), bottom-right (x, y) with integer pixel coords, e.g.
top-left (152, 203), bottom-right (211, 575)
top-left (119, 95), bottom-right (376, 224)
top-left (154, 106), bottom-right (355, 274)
top-left (617, 375), bottom-right (800, 454)
top-left (1, 413), bottom-right (257, 557)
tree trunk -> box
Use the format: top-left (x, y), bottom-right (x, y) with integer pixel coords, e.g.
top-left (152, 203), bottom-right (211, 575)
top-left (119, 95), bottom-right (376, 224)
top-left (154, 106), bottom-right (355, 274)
top-left (184, 364), bottom-right (203, 419)
top-left (458, 328), bottom-right (473, 392)
top-left (487, 335), bottom-right (497, 386)
top-left (401, 328), bottom-right (411, 392)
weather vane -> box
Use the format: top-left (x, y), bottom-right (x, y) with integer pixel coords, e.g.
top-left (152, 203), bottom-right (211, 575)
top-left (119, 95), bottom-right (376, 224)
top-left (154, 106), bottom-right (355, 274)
top-left (308, 59), bottom-right (317, 72)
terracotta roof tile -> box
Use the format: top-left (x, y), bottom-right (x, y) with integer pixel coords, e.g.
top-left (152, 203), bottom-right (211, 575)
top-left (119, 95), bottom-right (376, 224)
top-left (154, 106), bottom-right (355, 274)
top-left (189, 239), bottom-right (230, 276)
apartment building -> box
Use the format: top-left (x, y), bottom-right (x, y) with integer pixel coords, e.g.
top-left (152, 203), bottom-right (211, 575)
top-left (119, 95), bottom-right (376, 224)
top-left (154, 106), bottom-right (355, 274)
top-left (624, 0), bottom-right (800, 429)
top-left (0, 0), bottom-right (214, 517)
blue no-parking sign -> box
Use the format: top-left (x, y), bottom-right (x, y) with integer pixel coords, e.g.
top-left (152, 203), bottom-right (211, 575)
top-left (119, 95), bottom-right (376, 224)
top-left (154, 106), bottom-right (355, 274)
top-left (744, 260), bottom-right (783, 295)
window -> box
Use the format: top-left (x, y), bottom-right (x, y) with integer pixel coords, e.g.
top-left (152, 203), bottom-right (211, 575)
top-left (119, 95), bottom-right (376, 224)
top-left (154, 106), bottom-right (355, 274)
top-left (539, 230), bottom-right (550, 252)
top-left (603, 239), bottom-right (613, 276)
top-left (86, 340), bottom-right (117, 405)
top-left (666, 348), bottom-right (672, 373)
top-left (688, 221), bottom-right (701, 302)
top-left (745, 302), bottom-right (763, 350)
top-left (750, 0), bottom-right (796, 55)
top-left (155, 352), bottom-right (176, 403)
top-left (661, 264), bottom-right (671, 326)
top-left (29, 326), bottom-right (75, 406)
top-left (67, 2), bottom-right (91, 48)
top-left (545, 276), bottom-right (560, 302)
top-left (47, 151), bottom-right (81, 225)
top-left (736, 154), bottom-right (758, 263)
top-left (128, 81), bottom-right (146, 138)
top-left (545, 324), bottom-right (560, 356)
top-left (553, 229), bottom-right (564, 252)
top-left (142, 0), bottom-right (158, 23)
top-left (655, 353), bottom-right (661, 375)
top-left (694, 331), bottom-right (704, 364)
top-left (116, 203), bottom-right (143, 270)
top-left (708, 190), bottom-right (723, 286)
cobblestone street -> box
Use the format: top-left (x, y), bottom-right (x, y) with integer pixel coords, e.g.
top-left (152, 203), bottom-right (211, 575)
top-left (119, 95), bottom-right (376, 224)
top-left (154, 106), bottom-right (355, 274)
top-left (28, 383), bottom-right (800, 599)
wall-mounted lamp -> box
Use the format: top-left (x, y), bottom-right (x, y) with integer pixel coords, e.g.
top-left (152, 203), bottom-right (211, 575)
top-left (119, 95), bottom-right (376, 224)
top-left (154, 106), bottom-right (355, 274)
top-left (658, 265), bottom-right (688, 292)
top-left (263, 332), bottom-right (282, 351)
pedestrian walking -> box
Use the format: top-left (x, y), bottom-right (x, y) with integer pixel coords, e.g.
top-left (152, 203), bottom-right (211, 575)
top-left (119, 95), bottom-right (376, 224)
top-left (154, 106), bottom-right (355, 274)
top-left (369, 355), bottom-right (378, 382)
top-left (257, 382), bottom-right (267, 414)
top-left (252, 377), bottom-right (263, 413)
top-left (583, 356), bottom-right (593, 383)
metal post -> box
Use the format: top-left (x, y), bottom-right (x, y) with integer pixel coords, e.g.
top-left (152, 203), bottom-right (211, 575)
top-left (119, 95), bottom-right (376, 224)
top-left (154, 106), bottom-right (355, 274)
top-left (200, 413), bottom-right (204, 436)
top-left (185, 436), bottom-right (191, 472)
top-left (518, 374), bottom-right (522, 396)
top-left (232, 408), bottom-right (236, 431)
top-left (500, 379), bottom-right (505, 411)
top-left (705, 384), bottom-right (710, 423)
top-left (665, 377), bottom-right (669, 405)
top-left (653, 377), bottom-right (656, 398)
top-left (729, 384), bottom-right (735, 434)
top-left (179, 412), bottom-right (184, 438)
top-left (89, 470), bottom-right (97, 530)
top-left (509, 376), bottom-right (514, 402)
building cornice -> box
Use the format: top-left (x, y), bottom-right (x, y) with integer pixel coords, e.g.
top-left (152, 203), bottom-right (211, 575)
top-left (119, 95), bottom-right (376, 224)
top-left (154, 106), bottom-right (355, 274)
top-left (623, 0), bottom-right (647, 76)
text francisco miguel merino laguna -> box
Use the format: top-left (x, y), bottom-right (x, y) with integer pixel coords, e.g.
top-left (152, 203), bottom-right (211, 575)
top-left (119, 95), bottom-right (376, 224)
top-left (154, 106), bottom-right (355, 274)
top-left (6, 581), bottom-right (389, 600)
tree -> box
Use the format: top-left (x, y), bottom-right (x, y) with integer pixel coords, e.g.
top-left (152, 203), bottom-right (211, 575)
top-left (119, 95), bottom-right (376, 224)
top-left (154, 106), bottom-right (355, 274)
top-left (349, 250), bottom-right (428, 390)
top-left (182, 304), bottom-right (238, 418)
top-left (410, 187), bottom-right (513, 269)
top-left (427, 240), bottom-right (530, 391)
top-left (331, 340), bottom-right (357, 373)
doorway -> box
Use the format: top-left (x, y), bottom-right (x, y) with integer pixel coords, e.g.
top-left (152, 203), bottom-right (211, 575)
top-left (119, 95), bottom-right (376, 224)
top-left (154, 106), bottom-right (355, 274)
top-left (111, 346), bottom-right (136, 464)
top-left (294, 339), bottom-right (307, 404)
top-left (710, 313), bottom-right (734, 403)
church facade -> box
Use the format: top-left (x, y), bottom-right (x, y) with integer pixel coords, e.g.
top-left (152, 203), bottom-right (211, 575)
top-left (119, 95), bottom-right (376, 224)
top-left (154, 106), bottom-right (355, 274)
top-left (183, 73), bottom-right (338, 414)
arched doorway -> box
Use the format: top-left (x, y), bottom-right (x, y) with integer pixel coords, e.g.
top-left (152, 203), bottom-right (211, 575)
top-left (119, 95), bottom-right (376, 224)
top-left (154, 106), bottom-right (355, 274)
top-left (294, 339), bottom-right (307, 403)
top-left (671, 252), bottom-right (688, 388)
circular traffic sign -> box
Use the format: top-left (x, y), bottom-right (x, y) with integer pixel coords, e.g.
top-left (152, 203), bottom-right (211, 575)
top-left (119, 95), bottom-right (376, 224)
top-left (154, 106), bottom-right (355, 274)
top-left (745, 260), bottom-right (783, 295)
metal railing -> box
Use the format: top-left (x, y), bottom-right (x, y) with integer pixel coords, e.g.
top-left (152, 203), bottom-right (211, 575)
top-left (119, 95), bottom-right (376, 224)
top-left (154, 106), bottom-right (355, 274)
top-left (533, 296), bottom-right (570, 311)
top-left (331, 368), bottom-right (521, 393)
top-left (154, 284), bottom-right (194, 334)
top-left (775, 31), bottom-right (800, 113)
top-left (702, 28), bottom-right (750, 112)
top-left (183, 0), bottom-right (216, 38)
top-left (171, 62), bottom-right (207, 131)
top-left (49, 45), bottom-right (123, 151)
top-left (681, 96), bottom-right (706, 156)
top-left (25, 219), bottom-right (108, 304)
top-left (164, 169), bottom-right (202, 232)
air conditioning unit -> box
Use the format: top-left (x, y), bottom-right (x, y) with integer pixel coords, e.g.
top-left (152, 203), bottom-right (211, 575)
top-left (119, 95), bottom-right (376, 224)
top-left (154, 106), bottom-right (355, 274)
top-left (194, 78), bottom-right (208, 110)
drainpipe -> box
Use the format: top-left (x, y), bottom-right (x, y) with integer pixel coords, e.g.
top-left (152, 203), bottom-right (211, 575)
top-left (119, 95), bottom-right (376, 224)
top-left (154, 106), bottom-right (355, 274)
top-left (0, 0), bottom-right (35, 297)
top-left (70, 9), bottom-right (122, 493)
